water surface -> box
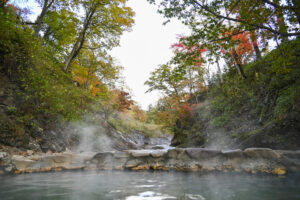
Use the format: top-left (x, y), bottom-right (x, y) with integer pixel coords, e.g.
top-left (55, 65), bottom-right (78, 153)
top-left (0, 171), bottom-right (299, 200)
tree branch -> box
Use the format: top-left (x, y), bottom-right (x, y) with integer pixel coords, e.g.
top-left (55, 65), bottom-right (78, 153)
top-left (191, 0), bottom-right (300, 36)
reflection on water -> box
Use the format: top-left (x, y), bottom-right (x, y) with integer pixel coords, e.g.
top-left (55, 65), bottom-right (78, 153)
top-left (0, 171), bottom-right (299, 200)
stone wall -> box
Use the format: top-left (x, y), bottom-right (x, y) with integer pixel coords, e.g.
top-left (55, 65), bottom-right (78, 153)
top-left (1, 148), bottom-right (300, 176)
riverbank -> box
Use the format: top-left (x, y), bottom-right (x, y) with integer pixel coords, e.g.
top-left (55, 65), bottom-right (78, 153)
top-left (1, 148), bottom-right (299, 176)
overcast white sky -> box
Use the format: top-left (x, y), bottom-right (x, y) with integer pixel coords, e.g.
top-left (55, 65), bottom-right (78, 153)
top-left (110, 0), bottom-right (190, 109)
top-left (16, 0), bottom-right (190, 110)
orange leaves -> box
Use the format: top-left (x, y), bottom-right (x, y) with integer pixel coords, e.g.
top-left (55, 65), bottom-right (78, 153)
top-left (231, 32), bottom-right (254, 59)
top-left (72, 62), bottom-right (104, 97)
top-left (110, 89), bottom-right (134, 112)
top-left (221, 31), bottom-right (255, 65)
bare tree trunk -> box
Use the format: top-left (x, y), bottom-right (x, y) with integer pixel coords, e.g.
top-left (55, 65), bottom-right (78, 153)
top-left (232, 50), bottom-right (247, 79)
top-left (225, 9), bottom-right (246, 79)
top-left (249, 31), bottom-right (262, 60)
top-left (64, 7), bottom-right (96, 72)
top-left (34, 0), bottom-right (55, 36)
top-left (216, 59), bottom-right (224, 85)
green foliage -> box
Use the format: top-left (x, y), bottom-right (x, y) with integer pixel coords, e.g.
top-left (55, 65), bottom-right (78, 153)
top-left (0, 5), bottom-right (110, 123)
top-left (209, 39), bottom-right (300, 127)
top-left (108, 113), bottom-right (165, 138)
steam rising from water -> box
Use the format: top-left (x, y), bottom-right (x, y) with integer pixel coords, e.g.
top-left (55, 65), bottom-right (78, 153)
top-left (204, 129), bottom-right (238, 150)
top-left (67, 120), bottom-right (114, 153)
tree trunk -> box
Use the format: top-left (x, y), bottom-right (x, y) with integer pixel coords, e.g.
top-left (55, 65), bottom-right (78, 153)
top-left (249, 31), bottom-right (262, 60)
top-left (34, 0), bottom-right (55, 36)
top-left (216, 60), bottom-right (224, 85)
top-left (274, 0), bottom-right (289, 41)
top-left (64, 7), bottom-right (96, 72)
top-left (232, 50), bottom-right (247, 79)
top-left (292, 0), bottom-right (300, 26)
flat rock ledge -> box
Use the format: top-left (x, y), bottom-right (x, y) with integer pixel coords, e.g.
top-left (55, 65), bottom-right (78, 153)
top-left (1, 148), bottom-right (300, 176)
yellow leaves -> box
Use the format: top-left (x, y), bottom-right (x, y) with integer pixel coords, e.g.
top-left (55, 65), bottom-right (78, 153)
top-left (72, 62), bottom-right (104, 97)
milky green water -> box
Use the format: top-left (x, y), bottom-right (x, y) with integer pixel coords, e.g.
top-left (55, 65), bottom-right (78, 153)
top-left (0, 171), bottom-right (299, 200)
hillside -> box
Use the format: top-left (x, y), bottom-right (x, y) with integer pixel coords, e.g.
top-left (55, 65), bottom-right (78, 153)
top-left (171, 39), bottom-right (300, 150)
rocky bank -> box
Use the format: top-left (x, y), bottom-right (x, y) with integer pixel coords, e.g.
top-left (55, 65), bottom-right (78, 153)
top-left (1, 148), bottom-right (299, 176)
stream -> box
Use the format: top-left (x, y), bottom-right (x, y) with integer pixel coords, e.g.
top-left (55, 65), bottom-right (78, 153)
top-left (1, 171), bottom-right (299, 200)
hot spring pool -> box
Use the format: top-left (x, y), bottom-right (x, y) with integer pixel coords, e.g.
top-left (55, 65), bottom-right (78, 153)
top-left (0, 171), bottom-right (299, 200)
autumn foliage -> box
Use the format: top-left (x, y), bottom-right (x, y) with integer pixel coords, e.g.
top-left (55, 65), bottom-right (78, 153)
top-left (221, 31), bottom-right (255, 65)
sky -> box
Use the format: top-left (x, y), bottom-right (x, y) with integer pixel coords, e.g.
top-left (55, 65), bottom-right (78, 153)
top-left (15, 0), bottom-right (190, 110)
top-left (110, 0), bottom-right (190, 109)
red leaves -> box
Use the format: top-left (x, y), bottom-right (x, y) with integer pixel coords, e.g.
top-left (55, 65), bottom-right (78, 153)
top-left (221, 31), bottom-right (254, 65)
top-left (171, 37), bottom-right (206, 68)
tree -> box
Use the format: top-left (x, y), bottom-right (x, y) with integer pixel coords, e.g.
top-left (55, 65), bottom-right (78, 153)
top-left (221, 31), bottom-right (255, 78)
top-left (64, 0), bottom-right (134, 72)
top-left (99, 89), bottom-right (133, 120)
top-left (148, 0), bottom-right (300, 61)
top-left (34, 0), bottom-right (56, 36)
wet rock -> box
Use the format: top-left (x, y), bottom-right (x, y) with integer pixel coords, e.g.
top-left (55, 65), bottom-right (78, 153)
top-left (272, 168), bottom-right (286, 175)
top-left (244, 148), bottom-right (280, 159)
top-left (186, 148), bottom-right (221, 159)
top-left (93, 152), bottom-right (115, 169)
top-left (125, 159), bottom-right (142, 168)
top-left (11, 155), bottom-right (36, 170)
top-left (132, 164), bottom-right (150, 170)
top-left (175, 164), bottom-right (199, 172)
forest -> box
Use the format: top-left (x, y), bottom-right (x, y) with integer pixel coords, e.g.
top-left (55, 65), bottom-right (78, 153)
top-left (145, 0), bottom-right (300, 149)
top-left (1, 0), bottom-right (300, 151)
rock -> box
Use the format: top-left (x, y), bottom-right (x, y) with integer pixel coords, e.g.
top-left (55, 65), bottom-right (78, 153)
top-left (186, 148), bottom-right (221, 159)
top-left (126, 150), bottom-right (151, 157)
top-left (26, 150), bottom-right (34, 156)
top-left (93, 152), bottom-right (115, 169)
top-left (222, 149), bottom-right (243, 158)
top-left (272, 168), bottom-right (286, 175)
top-left (276, 150), bottom-right (300, 159)
top-left (11, 155), bottom-right (36, 170)
top-left (167, 149), bottom-right (178, 159)
top-left (93, 152), bottom-right (115, 159)
top-left (114, 151), bottom-right (130, 158)
top-left (132, 165), bottom-right (150, 170)
top-left (244, 148), bottom-right (280, 160)
top-left (51, 154), bottom-right (73, 163)
top-left (0, 152), bottom-right (8, 159)
top-left (167, 148), bottom-right (186, 159)
top-left (46, 150), bottom-right (52, 155)
top-left (151, 146), bottom-right (165, 150)
top-left (125, 159), bottom-right (142, 168)
top-left (150, 150), bottom-right (167, 158)
top-left (200, 165), bottom-right (216, 172)
top-left (4, 164), bottom-right (15, 173)
top-left (175, 164), bottom-right (199, 172)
